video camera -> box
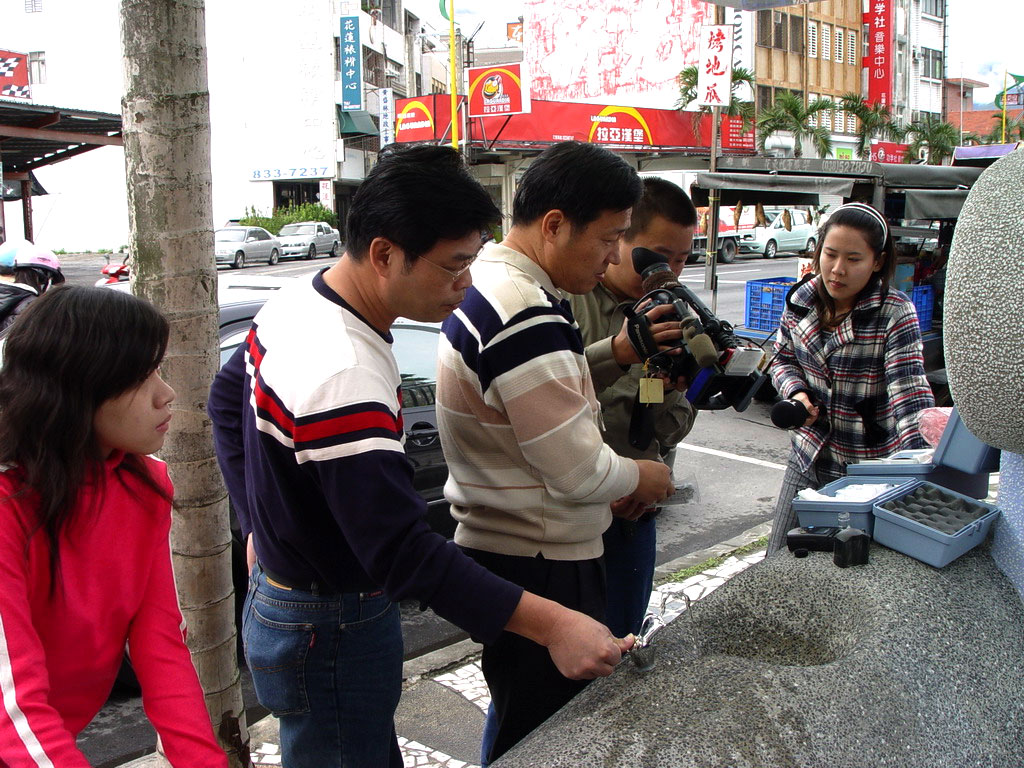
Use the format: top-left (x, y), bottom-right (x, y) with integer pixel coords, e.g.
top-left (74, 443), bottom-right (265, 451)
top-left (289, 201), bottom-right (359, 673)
top-left (625, 247), bottom-right (768, 413)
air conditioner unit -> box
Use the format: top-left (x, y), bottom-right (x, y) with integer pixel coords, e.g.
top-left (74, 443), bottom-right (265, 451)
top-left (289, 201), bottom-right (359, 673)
top-left (385, 65), bottom-right (402, 80)
top-left (773, 11), bottom-right (782, 22)
top-left (911, 48), bottom-right (921, 61)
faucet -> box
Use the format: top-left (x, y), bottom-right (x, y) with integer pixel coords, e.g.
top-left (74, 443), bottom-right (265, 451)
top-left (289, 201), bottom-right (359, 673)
top-left (628, 592), bottom-right (677, 671)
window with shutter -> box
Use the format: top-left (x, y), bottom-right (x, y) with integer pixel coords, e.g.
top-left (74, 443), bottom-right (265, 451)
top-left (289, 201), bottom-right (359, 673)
top-left (835, 28), bottom-right (844, 64)
top-left (822, 24), bottom-right (832, 61)
top-left (848, 31), bottom-right (857, 65)
top-left (808, 21), bottom-right (818, 58)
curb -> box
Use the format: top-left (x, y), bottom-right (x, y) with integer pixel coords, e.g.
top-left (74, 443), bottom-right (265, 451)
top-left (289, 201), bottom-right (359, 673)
top-left (653, 520), bottom-right (773, 582)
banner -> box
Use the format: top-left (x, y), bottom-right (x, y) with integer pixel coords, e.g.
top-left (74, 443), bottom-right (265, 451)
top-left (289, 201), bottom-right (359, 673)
top-left (869, 141), bottom-right (909, 164)
top-left (395, 95), bottom-right (756, 152)
top-left (379, 87), bottom-right (395, 145)
top-left (0, 50), bottom-right (31, 100)
top-left (467, 63), bottom-right (530, 118)
top-left (696, 25), bottom-right (734, 108)
top-left (339, 16), bottom-right (363, 111)
top-left (864, 0), bottom-right (894, 107)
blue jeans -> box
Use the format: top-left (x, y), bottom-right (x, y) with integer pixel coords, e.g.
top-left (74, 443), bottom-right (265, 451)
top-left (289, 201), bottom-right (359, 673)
top-left (242, 566), bottom-right (404, 768)
top-left (602, 515), bottom-right (657, 638)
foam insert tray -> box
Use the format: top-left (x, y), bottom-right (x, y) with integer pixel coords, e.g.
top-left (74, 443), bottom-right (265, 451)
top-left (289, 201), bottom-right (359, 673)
top-left (873, 481), bottom-right (1001, 568)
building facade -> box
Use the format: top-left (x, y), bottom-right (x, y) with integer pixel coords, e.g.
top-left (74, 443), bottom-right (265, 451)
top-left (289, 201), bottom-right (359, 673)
top-left (0, 0), bottom-right (453, 250)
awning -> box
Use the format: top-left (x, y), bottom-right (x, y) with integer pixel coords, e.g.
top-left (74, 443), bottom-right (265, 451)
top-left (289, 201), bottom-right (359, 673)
top-left (875, 164), bottom-right (983, 189)
top-left (904, 188), bottom-right (970, 220)
top-left (952, 142), bottom-right (1021, 167)
top-left (338, 109), bottom-right (378, 137)
top-left (1, 171), bottom-right (46, 200)
top-left (689, 172), bottom-right (855, 207)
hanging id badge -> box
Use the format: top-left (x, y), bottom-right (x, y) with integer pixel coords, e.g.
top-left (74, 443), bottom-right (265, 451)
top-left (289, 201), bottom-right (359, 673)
top-left (638, 362), bottom-right (664, 404)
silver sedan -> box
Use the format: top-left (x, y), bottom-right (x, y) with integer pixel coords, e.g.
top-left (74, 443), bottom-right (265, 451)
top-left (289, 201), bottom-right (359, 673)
top-left (214, 226), bottom-right (282, 269)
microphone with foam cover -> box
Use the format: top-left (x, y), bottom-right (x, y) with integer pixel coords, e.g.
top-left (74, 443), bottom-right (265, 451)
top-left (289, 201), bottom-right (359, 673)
top-left (770, 398), bottom-right (813, 429)
top-left (685, 332), bottom-right (720, 370)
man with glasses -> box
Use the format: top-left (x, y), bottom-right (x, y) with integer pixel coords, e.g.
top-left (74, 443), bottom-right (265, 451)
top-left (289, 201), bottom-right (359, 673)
top-left (208, 145), bottom-right (630, 768)
top-left (437, 142), bottom-right (678, 764)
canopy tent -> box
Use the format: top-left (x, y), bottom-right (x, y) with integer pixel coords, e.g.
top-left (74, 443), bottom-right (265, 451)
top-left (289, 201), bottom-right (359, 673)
top-left (689, 172), bottom-right (855, 206)
top-left (0, 99), bottom-right (122, 241)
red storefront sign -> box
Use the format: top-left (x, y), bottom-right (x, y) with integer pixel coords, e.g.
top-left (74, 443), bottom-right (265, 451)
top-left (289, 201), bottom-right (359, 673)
top-left (870, 141), bottom-right (909, 163)
top-left (394, 95), bottom-right (756, 153)
top-left (0, 50), bottom-right (31, 100)
top-left (466, 63), bottom-right (530, 118)
top-left (863, 0), bottom-right (894, 107)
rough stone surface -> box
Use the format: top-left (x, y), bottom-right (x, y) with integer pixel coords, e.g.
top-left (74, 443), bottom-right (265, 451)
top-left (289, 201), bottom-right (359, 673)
top-left (945, 147), bottom-right (1024, 453)
top-left (496, 546), bottom-right (1024, 768)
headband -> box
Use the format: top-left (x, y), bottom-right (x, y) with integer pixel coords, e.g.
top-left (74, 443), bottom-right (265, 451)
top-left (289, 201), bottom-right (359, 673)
top-left (834, 202), bottom-right (889, 242)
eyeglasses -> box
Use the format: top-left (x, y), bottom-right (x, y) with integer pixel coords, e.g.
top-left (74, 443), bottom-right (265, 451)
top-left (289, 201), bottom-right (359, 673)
top-left (419, 254), bottom-right (477, 282)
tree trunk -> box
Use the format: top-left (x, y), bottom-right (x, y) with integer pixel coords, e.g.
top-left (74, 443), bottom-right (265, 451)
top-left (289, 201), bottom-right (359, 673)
top-left (120, 1), bottom-right (249, 765)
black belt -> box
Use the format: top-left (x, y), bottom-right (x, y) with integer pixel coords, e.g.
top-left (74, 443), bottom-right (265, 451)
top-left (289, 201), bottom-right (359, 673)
top-left (262, 566), bottom-right (340, 595)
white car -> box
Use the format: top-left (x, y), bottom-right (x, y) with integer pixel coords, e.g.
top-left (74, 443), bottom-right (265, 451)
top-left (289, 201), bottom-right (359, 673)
top-left (277, 221), bottom-right (341, 260)
top-left (214, 226), bottom-right (282, 269)
top-left (740, 209), bottom-right (819, 259)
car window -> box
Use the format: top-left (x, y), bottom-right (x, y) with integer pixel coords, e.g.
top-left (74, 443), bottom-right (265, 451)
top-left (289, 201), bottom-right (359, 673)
top-left (256, 229), bottom-right (270, 241)
top-left (215, 229), bottom-right (245, 242)
top-left (220, 329), bottom-right (249, 367)
top-left (393, 326), bottom-right (440, 407)
top-left (280, 224), bottom-right (315, 236)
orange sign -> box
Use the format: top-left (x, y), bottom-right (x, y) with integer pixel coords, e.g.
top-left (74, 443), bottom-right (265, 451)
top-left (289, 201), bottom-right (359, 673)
top-left (466, 63), bottom-right (530, 118)
top-left (507, 22), bottom-right (523, 44)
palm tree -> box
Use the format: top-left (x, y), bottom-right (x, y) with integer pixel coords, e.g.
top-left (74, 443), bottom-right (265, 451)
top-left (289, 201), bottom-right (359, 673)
top-left (120, 0), bottom-right (250, 764)
top-left (756, 90), bottom-right (835, 158)
top-left (839, 92), bottom-right (906, 159)
top-left (982, 112), bottom-right (1024, 144)
top-left (675, 65), bottom-right (756, 140)
top-left (906, 116), bottom-right (959, 165)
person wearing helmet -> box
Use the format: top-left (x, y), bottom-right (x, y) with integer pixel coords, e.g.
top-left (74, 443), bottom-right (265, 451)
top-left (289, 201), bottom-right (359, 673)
top-left (0, 250), bottom-right (65, 332)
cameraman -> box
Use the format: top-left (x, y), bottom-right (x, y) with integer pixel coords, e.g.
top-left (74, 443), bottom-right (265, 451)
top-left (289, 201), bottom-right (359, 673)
top-left (570, 177), bottom-right (699, 637)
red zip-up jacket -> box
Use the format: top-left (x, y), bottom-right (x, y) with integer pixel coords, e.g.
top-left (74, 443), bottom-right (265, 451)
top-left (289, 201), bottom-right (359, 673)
top-left (0, 454), bottom-right (226, 767)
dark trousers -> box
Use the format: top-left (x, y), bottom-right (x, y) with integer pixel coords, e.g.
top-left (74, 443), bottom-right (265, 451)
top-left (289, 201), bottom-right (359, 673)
top-left (460, 547), bottom-right (606, 765)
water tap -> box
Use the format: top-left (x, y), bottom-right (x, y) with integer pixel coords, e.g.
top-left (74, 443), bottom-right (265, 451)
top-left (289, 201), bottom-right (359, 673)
top-left (628, 592), bottom-right (677, 671)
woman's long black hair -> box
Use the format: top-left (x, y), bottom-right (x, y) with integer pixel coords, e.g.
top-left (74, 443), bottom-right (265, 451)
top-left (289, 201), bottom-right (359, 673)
top-left (810, 203), bottom-right (897, 328)
top-left (0, 285), bottom-right (172, 586)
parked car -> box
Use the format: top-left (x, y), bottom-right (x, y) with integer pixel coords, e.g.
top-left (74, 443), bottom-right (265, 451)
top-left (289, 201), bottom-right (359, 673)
top-left (739, 208), bottom-right (818, 259)
top-left (214, 226), bottom-right (282, 269)
top-left (276, 220), bottom-right (341, 260)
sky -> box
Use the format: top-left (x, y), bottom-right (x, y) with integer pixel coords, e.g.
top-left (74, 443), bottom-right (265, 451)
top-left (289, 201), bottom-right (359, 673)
top-left (414, 0), bottom-right (1020, 107)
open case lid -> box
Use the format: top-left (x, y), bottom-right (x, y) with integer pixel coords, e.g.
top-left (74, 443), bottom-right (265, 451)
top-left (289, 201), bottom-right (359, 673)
top-left (933, 408), bottom-right (1001, 474)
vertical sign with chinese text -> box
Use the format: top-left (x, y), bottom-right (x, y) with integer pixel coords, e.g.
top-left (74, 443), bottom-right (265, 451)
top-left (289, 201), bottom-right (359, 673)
top-left (339, 16), bottom-right (363, 111)
top-left (864, 0), bottom-right (894, 107)
top-left (696, 25), bottom-right (734, 108)
top-left (379, 87), bottom-right (395, 145)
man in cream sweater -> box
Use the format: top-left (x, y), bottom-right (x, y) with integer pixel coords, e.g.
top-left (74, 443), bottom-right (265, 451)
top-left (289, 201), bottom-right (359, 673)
top-left (437, 141), bottom-right (678, 764)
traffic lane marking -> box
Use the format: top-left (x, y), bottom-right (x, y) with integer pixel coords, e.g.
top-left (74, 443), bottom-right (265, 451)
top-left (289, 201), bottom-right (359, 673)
top-left (675, 442), bottom-right (787, 471)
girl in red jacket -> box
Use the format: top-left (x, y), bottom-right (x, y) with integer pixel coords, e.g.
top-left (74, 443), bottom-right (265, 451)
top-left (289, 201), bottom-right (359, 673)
top-left (0, 286), bottom-right (227, 767)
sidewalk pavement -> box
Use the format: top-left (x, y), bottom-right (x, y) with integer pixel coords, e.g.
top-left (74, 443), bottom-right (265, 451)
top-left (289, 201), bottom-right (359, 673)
top-left (122, 522), bottom-right (772, 768)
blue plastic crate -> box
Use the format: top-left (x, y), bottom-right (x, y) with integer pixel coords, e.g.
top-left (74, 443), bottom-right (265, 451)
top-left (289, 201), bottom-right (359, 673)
top-left (932, 407), bottom-right (1001, 474)
top-left (744, 277), bottom-right (796, 332)
top-left (911, 284), bottom-right (934, 331)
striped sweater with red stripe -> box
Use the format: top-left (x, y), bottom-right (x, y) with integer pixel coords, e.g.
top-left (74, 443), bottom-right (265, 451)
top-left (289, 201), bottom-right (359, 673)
top-left (770, 276), bottom-right (934, 473)
top-left (0, 456), bottom-right (225, 767)
top-left (208, 271), bottom-right (520, 644)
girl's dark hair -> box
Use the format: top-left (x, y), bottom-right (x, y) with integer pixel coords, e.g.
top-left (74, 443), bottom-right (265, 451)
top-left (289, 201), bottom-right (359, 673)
top-left (811, 203), bottom-right (896, 327)
top-left (0, 285), bottom-right (171, 586)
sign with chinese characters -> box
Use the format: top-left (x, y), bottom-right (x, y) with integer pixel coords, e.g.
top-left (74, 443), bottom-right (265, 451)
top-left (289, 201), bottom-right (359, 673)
top-left (506, 22), bottom-right (523, 44)
top-left (466, 63), bottom-right (531, 118)
top-left (869, 140), bottom-right (909, 164)
top-left (379, 87), bottom-right (395, 146)
top-left (696, 25), bottom-right (734, 108)
top-left (863, 0), bottom-right (894, 107)
top-left (394, 94), bottom-right (756, 152)
top-left (0, 49), bottom-right (31, 100)
top-left (319, 179), bottom-right (334, 208)
top-left (339, 16), bottom-right (363, 111)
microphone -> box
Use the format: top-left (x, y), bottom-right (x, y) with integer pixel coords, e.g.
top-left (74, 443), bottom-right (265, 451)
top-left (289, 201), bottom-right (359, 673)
top-left (685, 332), bottom-right (719, 369)
top-left (771, 398), bottom-right (819, 429)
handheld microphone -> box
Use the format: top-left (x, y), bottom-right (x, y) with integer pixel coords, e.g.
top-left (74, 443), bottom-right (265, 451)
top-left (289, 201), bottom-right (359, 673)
top-left (771, 398), bottom-right (822, 429)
